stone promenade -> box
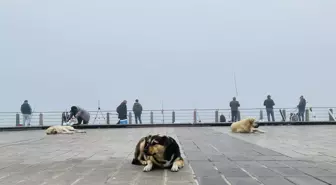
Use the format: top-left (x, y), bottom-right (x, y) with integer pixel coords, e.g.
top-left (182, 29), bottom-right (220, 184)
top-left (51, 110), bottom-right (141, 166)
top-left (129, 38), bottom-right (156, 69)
top-left (0, 126), bottom-right (335, 185)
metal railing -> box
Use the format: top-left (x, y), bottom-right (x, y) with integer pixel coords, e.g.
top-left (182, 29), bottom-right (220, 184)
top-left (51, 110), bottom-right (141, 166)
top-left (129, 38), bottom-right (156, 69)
top-left (0, 107), bottom-right (335, 127)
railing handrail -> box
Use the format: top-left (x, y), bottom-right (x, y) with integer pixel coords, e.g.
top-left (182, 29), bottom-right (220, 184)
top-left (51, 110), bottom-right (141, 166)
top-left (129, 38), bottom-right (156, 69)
top-left (1, 106), bottom-right (335, 113)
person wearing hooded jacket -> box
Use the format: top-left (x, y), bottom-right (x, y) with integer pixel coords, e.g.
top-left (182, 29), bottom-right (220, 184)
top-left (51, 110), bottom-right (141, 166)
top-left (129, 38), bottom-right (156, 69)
top-left (116, 100), bottom-right (127, 124)
top-left (67, 106), bottom-right (90, 125)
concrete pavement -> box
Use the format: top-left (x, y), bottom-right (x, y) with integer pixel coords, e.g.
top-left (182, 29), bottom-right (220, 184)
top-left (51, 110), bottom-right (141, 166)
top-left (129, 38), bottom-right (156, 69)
top-left (0, 126), bottom-right (335, 185)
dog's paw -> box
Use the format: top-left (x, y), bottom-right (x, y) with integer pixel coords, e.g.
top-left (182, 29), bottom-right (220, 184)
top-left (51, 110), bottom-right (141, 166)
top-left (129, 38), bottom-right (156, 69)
top-left (171, 164), bottom-right (180, 172)
top-left (141, 161), bottom-right (147, 165)
top-left (143, 164), bottom-right (153, 172)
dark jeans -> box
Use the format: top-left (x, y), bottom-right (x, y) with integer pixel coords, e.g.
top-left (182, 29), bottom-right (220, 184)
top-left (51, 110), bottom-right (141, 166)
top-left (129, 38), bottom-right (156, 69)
top-left (76, 117), bottom-right (88, 125)
top-left (266, 108), bottom-right (275, 122)
top-left (298, 111), bottom-right (305, 121)
top-left (135, 113), bottom-right (142, 124)
top-left (231, 110), bottom-right (238, 122)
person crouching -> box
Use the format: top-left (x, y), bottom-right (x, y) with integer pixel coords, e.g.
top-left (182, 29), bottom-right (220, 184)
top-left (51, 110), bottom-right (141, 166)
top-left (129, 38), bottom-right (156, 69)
top-left (67, 106), bottom-right (90, 125)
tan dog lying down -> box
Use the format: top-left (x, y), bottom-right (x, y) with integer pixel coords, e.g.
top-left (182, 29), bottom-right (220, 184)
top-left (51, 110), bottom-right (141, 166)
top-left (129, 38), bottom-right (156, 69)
top-left (46, 125), bottom-right (86, 135)
top-left (231, 118), bottom-right (265, 133)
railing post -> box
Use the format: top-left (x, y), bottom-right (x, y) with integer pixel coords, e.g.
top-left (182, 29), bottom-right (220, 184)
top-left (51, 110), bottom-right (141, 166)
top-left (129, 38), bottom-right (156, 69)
top-left (237, 110), bottom-right (241, 121)
top-left (215, 110), bottom-right (219, 122)
top-left (106, 112), bottom-right (110, 124)
top-left (172, 111), bottom-right (175, 123)
top-left (259, 110), bottom-right (263, 121)
top-left (150, 111), bottom-right (154, 124)
top-left (39, 113), bottom-right (43, 126)
top-left (282, 109), bottom-right (287, 121)
top-left (193, 109), bottom-right (197, 123)
top-left (16, 113), bottom-right (20, 126)
top-left (305, 109), bottom-right (309, 122)
top-left (129, 112), bottom-right (132, 124)
top-left (329, 108), bottom-right (334, 121)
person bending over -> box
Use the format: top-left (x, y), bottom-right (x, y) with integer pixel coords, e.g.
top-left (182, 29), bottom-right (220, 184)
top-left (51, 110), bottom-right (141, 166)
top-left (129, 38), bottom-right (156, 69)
top-left (67, 106), bottom-right (90, 125)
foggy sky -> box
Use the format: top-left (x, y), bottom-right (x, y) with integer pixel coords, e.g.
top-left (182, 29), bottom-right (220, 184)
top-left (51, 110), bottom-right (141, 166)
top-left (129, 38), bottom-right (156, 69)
top-left (1, 0), bottom-right (335, 112)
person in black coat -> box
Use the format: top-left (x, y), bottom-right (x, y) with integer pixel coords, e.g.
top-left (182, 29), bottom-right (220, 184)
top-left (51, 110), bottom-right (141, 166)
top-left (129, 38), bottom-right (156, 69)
top-left (116, 100), bottom-right (127, 124)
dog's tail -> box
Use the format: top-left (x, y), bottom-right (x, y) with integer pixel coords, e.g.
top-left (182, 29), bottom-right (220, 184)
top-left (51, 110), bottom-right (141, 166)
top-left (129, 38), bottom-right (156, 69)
top-left (131, 158), bottom-right (142, 165)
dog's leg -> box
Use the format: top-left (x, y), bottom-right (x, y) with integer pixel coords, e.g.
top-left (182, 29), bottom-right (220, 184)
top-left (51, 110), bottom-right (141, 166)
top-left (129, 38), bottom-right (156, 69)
top-left (254, 129), bottom-right (265, 133)
top-left (171, 157), bottom-right (184, 172)
top-left (74, 129), bottom-right (86, 133)
top-left (138, 154), bottom-right (147, 165)
top-left (61, 128), bottom-right (75, 134)
top-left (143, 156), bottom-right (154, 172)
top-left (251, 128), bottom-right (265, 133)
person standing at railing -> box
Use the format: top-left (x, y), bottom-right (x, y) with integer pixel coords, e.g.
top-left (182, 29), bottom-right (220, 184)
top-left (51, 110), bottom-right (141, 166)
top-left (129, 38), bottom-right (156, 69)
top-left (132, 99), bottom-right (143, 124)
top-left (230, 97), bottom-right (240, 122)
top-left (20, 100), bottom-right (32, 126)
top-left (297, 95), bottom-right (306, 121)
top-left (263, 95), bottom-right (275, 122)
top-left (116, 100), bottom-right (127, 124)
top-left (67, 106), bottom-right (90, 125)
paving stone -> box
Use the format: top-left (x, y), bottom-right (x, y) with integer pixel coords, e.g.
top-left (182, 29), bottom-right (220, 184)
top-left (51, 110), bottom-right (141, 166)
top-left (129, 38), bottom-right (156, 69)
top-left (207, 154), bottom-right (231, 162)
top-left (286, 176), bottom-right (329, 185)
top-left (167, 172), bottom-right (194, 181)
top-left (165, 182), bottom-right (196, 185)
top-left (1, 127), bottom-right (336, 185)
top-left (235, 161), bottom-right (265, 168)
top-left (258, 177), bottom-right (296, 185)
top-left (279, 160), bottom-right (317, 168)
top-left (257, 160), bottom-right (288, 168)
top-left (269, 167), bottom-right (307, 176)
top-left (314, 176), bottom-right (336, 184)
top-left (296, 167), bottom-right (336, 176)
top-left (217, 167), bottom-right (250, 177)
top-left (225, 177), bottom-right (261, 185)
top-left (243, 167), bottom-right (281, 177)
top-left (196, 175), bottom-right (228, 185)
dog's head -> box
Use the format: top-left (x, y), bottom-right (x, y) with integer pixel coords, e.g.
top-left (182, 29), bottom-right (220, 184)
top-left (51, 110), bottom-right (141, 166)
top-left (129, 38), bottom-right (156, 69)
top-left (46, 127), bottom-right (58, 135)
top-left (143, 134), bottom-right (172, 156)
top-left (247, 118), bottom-right (259, 128)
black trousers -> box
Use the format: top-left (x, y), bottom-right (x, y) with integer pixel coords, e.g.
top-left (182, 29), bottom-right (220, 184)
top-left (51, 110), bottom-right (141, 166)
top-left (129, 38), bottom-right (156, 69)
top-left (135, 113), bottom-right (142, 124)
top-left (77, 117), bottom-right (88, 125)
top-left (231, 110), bottom-right (238, 122)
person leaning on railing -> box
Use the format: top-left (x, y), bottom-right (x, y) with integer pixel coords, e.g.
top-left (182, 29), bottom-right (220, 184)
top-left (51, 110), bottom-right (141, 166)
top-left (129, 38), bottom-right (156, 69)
top-left (67, 106), bottom-right (90, 125)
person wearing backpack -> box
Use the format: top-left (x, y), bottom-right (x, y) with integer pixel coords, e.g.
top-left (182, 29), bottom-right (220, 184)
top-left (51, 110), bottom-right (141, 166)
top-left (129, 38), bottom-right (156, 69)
top-left (132, 99), bottom-right (143, 124)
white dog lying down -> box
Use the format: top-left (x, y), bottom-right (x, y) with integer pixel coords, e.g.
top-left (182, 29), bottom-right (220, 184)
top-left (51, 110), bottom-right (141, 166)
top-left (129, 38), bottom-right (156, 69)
top-left (231, 118), bottom-right (265, 133)
top-left (46, 125), bottom-right (86, 135)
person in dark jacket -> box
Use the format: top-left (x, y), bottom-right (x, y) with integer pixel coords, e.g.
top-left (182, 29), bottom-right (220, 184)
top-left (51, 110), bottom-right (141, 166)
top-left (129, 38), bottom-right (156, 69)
top-left (67, 106), bottom-right (90, 125)
top-left (263, 95), bottom-right (275, 122)
top-left (116, 100), bottom-right (127, 124)
top-left (229, 97), bottom-right (240, 122)
top-left (132, 99), bottom-right (143, 124)
top-left (20, 100), bottom-right (32, 126)
top-left (297, 96), bottom-right (306, 121)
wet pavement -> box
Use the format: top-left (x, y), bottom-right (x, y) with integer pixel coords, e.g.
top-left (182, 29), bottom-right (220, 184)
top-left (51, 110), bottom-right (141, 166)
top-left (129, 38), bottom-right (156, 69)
top-left (0, 126), bottom-right (335, 185)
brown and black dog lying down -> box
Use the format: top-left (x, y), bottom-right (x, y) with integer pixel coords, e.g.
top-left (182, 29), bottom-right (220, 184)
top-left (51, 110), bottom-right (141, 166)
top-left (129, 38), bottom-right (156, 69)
top-left (231, 118), bottom-right (265, 133)
top-left (131, 134), bottom-right (184, 172)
